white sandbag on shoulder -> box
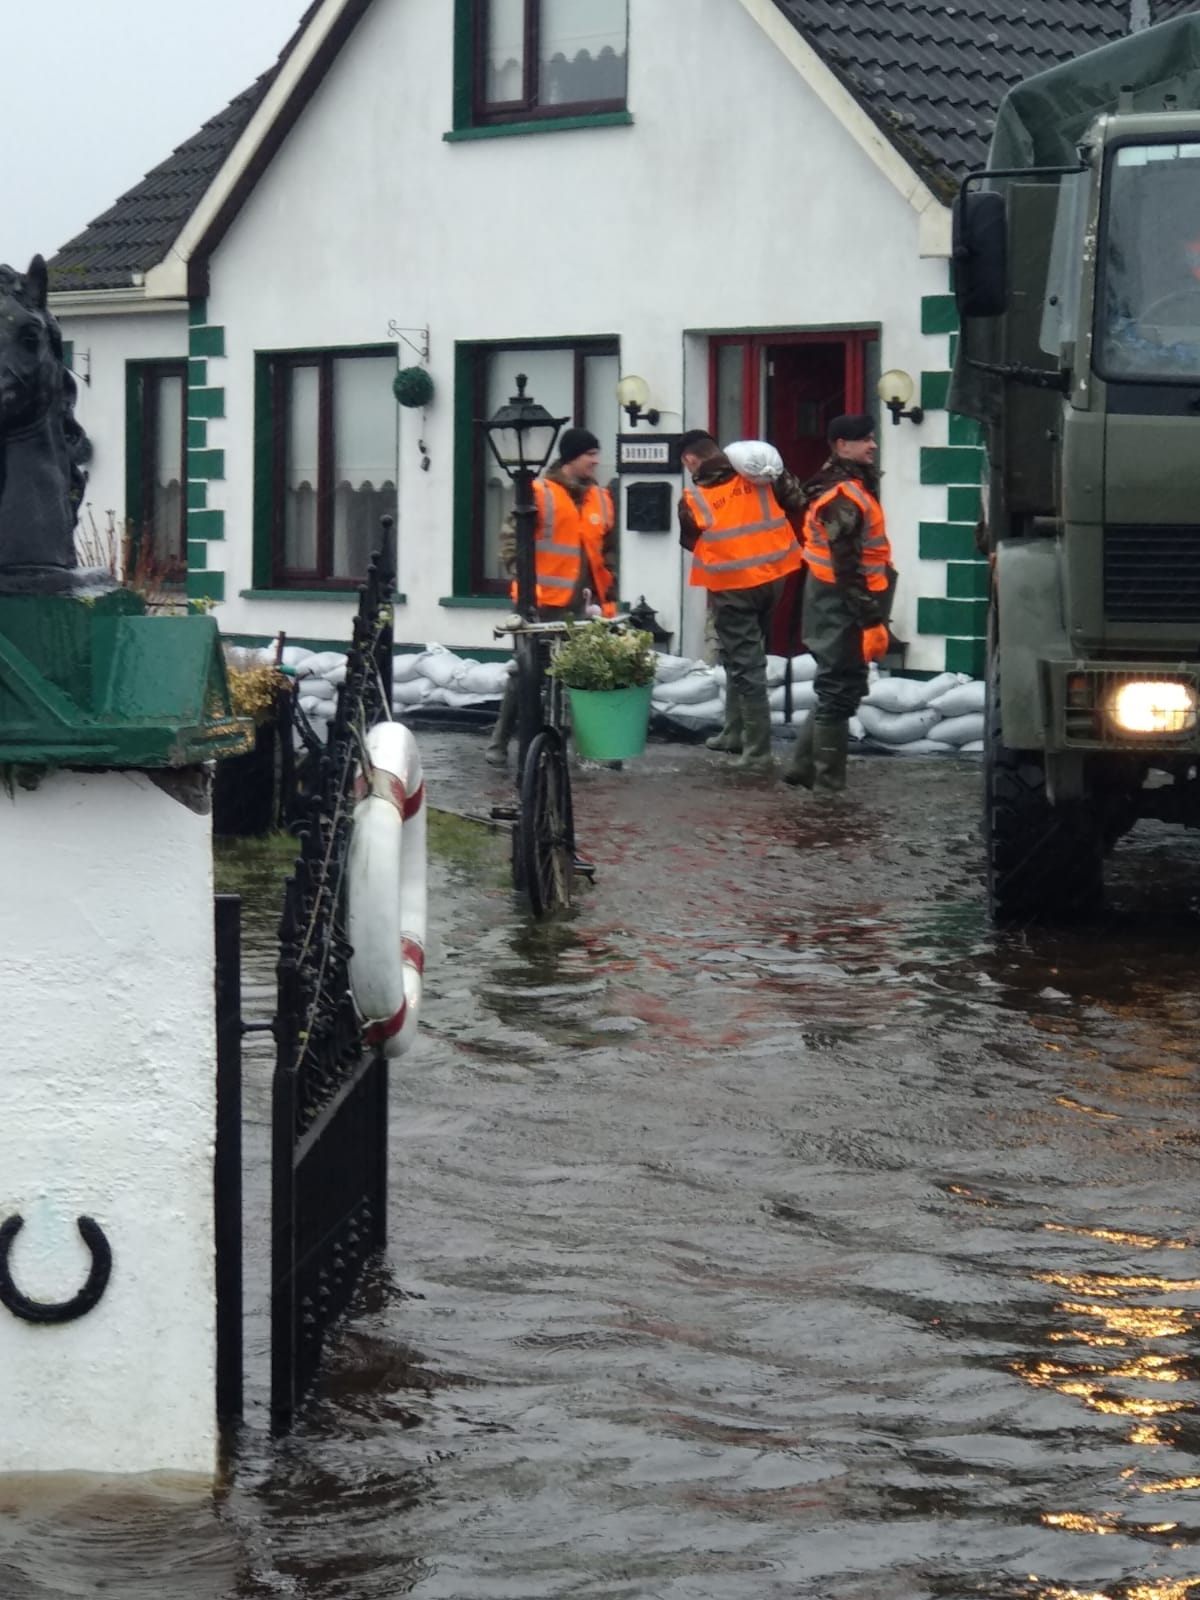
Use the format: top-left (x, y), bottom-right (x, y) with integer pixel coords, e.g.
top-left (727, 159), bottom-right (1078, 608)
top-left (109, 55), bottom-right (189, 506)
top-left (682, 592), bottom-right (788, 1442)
top-left (653, 669), bottom-right (720, 706)
top-left (392, 652), bottom-right (424, 682)
top-left (927, 712), bottom-right (985, 747)
top-left (887, 738), bottom-right (957, 756)
top-left (856, 703), bottom-right (942, 745)
top-left (864, 676), bottom-right (938, 714)
top-left (654, 654), bottom-right (698, 684)
top-left (725, 439), bottom-right (783, 482)
top-left (928, 679), bottom-right (985, 717)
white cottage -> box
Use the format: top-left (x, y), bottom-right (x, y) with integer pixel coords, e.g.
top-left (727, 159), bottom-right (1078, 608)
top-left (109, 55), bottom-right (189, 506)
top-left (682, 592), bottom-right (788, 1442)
top-left (48, 0), bottom-right (1192, 672)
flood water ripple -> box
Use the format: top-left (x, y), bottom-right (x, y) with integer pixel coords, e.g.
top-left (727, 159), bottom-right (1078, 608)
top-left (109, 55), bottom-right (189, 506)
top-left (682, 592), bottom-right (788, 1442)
top-left (5, 734), bottom-right (1200, 1600)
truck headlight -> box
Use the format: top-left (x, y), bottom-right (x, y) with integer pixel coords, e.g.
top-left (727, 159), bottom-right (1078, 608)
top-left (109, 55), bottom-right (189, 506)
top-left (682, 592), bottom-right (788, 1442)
top-left (1108, 680), bottom-right (1198, 735)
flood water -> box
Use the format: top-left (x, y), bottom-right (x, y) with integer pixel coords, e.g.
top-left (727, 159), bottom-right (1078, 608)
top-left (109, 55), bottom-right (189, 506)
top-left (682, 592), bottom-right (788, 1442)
top-left (6, 733), bottom-right (1200, 1600)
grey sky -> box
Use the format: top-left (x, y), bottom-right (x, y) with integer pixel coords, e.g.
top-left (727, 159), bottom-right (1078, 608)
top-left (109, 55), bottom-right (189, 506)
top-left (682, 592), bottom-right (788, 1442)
top-left (4, 0), bottom-right (308, 269)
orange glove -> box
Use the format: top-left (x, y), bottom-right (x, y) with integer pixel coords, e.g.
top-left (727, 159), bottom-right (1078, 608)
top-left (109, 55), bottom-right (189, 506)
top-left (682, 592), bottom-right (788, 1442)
top-left (862, 624), bottom-right (889, 663)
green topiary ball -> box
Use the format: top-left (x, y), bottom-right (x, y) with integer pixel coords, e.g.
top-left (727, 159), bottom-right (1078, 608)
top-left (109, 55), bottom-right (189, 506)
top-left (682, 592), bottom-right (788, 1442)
top-left (393, 366), bottom-right (434, 408)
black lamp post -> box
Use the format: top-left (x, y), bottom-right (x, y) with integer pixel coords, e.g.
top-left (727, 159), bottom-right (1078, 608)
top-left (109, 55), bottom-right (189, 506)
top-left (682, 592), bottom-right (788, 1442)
top-left (481, 374), bottom-right (568, 622)
top-left (481, 375), bottom-right (568, 768)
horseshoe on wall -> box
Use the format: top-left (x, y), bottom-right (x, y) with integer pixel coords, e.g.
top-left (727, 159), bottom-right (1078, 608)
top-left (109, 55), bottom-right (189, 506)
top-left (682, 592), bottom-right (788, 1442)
top-left (0, 1214), bottom-right (112, 1325)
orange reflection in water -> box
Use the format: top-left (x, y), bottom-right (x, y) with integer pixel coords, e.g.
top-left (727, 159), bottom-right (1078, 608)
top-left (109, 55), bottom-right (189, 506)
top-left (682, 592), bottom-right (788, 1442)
top-left (1031, 1582), bottom-right (1199, 1600)
top-left (1043, 1222), bottom-right (1187, 1251)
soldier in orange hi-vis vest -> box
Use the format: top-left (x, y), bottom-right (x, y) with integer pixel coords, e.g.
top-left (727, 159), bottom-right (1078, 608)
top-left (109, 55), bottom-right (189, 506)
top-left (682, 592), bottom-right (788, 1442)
top-left (678, 430), bottom-right (808, 774)
top-left (485, 428), bottom-right (617, 768)
top-left (782, 414), bottom-right (898, 795)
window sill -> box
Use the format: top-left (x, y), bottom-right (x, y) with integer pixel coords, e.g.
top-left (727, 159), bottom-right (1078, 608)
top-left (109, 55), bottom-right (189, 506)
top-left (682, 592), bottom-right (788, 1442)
top-left (438, 595), bottom-right (512, 609)
top-left (240, 588), bottom-right (407, 603)
top-left (444, 110), bottom-right (633, 143)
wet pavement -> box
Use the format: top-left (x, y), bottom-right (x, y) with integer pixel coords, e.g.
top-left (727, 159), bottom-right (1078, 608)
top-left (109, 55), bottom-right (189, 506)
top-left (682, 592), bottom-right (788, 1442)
top-left (7, 732), bottom-right (1200, 1600)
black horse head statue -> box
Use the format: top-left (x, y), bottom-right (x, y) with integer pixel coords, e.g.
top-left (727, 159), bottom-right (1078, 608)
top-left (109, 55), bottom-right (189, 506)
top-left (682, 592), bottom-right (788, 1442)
top-left (0, 255), bottom-right (107, 593)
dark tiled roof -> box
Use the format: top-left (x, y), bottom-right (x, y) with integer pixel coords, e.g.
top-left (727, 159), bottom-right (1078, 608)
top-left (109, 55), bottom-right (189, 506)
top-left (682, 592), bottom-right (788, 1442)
top-left (771, 0), bottom-right (1200, 199)
top-left (48, 3), bottom-right (321, 293)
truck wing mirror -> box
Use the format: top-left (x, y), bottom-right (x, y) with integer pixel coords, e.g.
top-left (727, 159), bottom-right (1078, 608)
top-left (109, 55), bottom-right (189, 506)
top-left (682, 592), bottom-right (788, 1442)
top-left (953, 189), bottom-right (1008, 318)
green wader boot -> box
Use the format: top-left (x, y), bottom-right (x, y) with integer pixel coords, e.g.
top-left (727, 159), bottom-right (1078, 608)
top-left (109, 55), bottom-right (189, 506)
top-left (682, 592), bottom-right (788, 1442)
top-left (813, 719), bottom-right (850, 794)
top-left (706, 688), bottom-right (743, 752)
top-left (731, 696), bottom-right (775, 774)
top-left (782, 716), bottom-right (815, 788)
top-left (485, 679), bottom-right (518, 766)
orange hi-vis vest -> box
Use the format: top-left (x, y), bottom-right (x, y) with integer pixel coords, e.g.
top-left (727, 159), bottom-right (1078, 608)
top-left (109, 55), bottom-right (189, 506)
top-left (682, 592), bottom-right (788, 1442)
top-left (802, 477), bottom-right (892, 591)
top-left (512, 478), bottom-right (616, 614)
top-left (683, 476), bottom-right (803, 591)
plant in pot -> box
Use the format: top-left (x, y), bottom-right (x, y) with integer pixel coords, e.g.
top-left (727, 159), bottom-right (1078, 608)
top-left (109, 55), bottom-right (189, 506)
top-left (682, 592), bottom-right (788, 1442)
top-left (214, 648), bottom-right (293, 836)
top-left (549, 620), bottom-right (658, 761)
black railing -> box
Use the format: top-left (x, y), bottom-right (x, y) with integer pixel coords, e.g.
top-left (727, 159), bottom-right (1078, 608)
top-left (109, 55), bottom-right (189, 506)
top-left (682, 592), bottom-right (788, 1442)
top-left (270, 521), bottom-right (396, 1430)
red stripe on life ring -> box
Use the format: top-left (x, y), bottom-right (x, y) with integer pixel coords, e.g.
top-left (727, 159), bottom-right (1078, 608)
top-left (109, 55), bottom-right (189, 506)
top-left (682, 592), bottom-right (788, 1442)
top-left (402, 937), bottom-right (425, 976)
top-left (366, 1001), bottom-right (407, 1045)
top-left (402, 781), bottom-right (425, 820)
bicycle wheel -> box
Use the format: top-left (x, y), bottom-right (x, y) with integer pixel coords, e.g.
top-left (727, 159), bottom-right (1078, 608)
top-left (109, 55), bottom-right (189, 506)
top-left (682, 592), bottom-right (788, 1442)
top-left (519, 728), bottom-right (574, 916)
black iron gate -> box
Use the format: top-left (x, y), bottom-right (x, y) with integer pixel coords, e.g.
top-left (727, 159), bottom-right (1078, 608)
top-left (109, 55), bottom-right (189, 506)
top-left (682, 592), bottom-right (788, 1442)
top-left (270, 525), bottom-right (396, 1430)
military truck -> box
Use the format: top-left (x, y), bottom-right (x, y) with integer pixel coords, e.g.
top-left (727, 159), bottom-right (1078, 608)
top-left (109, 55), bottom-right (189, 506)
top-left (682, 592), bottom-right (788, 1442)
top-left (952, 16), bottom-right (1200, 921)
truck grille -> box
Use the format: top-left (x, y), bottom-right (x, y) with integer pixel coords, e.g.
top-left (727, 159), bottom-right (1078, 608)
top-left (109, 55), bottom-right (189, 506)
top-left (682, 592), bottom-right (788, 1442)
top-left (1105, 524), bottom-right (1200, 623)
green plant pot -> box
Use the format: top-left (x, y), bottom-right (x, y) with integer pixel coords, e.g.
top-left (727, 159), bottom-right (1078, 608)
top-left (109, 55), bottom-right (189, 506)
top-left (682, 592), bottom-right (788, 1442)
top-left (567, 683), bottom-right (653, 761)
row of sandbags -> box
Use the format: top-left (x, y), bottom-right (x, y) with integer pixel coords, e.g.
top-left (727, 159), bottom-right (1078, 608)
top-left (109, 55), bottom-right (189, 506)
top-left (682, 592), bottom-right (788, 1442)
top-left (263, 642), bottom-right (986, 754)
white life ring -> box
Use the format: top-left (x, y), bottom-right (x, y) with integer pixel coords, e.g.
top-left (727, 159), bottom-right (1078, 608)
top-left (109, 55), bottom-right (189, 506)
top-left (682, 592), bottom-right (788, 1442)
top-left (347, 722), bottom-right (427, 1060)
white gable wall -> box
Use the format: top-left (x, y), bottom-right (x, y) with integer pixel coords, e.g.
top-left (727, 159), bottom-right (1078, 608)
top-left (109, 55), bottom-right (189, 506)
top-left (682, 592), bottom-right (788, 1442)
top-left (72, 0), bottom-right (959, 666)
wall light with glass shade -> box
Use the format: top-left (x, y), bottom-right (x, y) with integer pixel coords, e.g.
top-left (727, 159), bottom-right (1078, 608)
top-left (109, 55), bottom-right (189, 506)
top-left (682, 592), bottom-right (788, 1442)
top-left (615, 374), bottom-right (660, 428)
top-left (877, 368), bottom-right (924, 426)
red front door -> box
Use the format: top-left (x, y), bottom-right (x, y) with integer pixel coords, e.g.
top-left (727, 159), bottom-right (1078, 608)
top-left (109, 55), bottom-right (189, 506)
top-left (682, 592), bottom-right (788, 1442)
top-left (710, 331), bottom-right (876, 654)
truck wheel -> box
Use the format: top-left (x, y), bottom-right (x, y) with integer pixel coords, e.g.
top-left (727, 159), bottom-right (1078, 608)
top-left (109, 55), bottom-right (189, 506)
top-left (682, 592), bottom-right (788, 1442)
top-left (984, 632), bottom-right (1103, 923)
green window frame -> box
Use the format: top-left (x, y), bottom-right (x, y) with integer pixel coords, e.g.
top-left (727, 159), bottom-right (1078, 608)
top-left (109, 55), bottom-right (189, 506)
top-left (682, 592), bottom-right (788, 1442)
top-left (452, 336), bottom-right (620, 600)
top-left (253, 345), bottom-right (398, 592)
top-left (452, 0), bottom-right (629, 135)
top-left (124, 359), bottom-right (190, 582)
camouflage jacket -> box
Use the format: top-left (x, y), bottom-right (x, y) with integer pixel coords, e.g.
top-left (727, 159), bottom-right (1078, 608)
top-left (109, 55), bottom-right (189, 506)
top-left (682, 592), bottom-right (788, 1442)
top-left (498, 465), bottom-right (617, 615)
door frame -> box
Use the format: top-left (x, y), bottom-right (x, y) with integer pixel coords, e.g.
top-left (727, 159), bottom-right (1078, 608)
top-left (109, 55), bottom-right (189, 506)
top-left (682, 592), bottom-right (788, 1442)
top-left (708, 328), bottom-right (879, 439)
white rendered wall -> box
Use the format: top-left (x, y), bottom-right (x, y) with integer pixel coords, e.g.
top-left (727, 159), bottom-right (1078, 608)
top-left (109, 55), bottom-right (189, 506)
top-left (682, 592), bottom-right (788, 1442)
top-left (0, 769), bottom-right (216, 1477)
top-left (55, 308), bottom-right (189, 564)
top-left (64, 0), bottom-right (955, 668)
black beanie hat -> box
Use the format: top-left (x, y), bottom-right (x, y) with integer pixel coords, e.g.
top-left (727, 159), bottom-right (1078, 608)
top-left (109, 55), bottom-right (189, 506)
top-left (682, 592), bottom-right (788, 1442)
top-left (678, 428), bottom-right (716, 454)
top-left (557, 427), bottom-right (600, 463)
top-left (827, 413), bottom-right (875, 445)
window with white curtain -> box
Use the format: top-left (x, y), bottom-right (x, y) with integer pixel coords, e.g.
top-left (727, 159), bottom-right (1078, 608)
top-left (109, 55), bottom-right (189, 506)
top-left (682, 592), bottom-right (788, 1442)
top-left (269, 348), bottom-right (398, 588)
top-left (476, 0), bottom-right (627, 120)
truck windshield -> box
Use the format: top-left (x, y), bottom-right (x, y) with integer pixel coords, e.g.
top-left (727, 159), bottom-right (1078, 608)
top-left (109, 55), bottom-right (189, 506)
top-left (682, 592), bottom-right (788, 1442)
top-left (1098, 142), bottom-right (1200, 382)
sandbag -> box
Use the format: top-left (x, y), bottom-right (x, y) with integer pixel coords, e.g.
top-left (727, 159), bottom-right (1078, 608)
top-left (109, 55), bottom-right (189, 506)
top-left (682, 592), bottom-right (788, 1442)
top-left (458, 661), bottom-right (510, 696)
top-left (788, 654), bottom-right (818, 683)
top-left (856, 703), bottom-right (942, 745)
top-left (887, 738), bottom-right (957, 756)
top-left (653, 669), bottom-right (721, 706)
top-left (393, 679), bottom-right (429, 707)
top-left (927, 712), bottom-right (985, 747)
top-left (303, 650), bottom-right (348, 676)
top-left (765, 655), bottom-right (788, 687)
top-left (849, 715), bottom-right (865, 742)
top-left (920, 672), bottom-right (967, 703)
top-left (392, 652), bottom-right (424, 682)
top-left (864, 676), bottom-right (939, 714)
top-left (415, 649), bottom-right (461, 689)
top-left (653, 655), bottom-right (698, 684)
top-left (281, 646), bottom-right (313, 670)
top-left (768, 681), bottom-right (816, 712)
top-left (928, 680), bottom-right (986, 717)
top-left (959, 740), bottom-right (984, 753)
top-left (724, 439), bottom-right (784, 483)
top-left (302, 678), bottom-right (337, 702)
top-left (659, 697), bottom-right (724, 730)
